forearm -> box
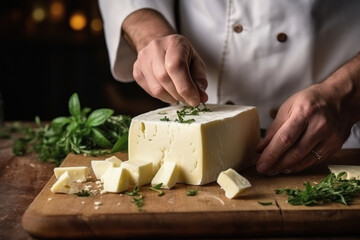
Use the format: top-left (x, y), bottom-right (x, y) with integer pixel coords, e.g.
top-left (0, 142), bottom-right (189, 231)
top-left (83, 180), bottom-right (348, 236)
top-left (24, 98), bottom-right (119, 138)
top-left (122, 9), bottom-right (176, 52)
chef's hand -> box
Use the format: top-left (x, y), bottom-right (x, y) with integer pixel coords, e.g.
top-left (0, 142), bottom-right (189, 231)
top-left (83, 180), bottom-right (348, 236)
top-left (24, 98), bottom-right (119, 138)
top-left (256, 53), bottom-right (360, 175)
top-left (122, 9), bottom-right (208, 107)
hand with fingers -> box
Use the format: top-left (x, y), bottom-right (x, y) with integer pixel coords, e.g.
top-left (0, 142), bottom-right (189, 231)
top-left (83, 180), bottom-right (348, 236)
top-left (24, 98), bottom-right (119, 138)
top-left (256, 54), bottom-right (360, 175)
top-left (133, 34), bottom-right (208, 107)
top-left (122, 9), bottom-right (208, 107)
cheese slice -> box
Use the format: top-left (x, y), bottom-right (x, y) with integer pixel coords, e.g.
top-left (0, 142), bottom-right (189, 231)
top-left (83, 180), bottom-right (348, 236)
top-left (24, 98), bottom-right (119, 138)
top-left (128, 104), bottom-right (260, 185)
top-left (122, 161), bottom-right (154, 186)
top-left (53, 166), bottom-right (88, 182)
top-left (151, 162), bottom-right (179, 189)
top-left (51, 171), bottom-right (79, 194)
top-left (102, 166), bottom-right (129, 193)
top-left (217, 168), bottom-right (251, 199)
top-left (328, 165), bottom-right (360, 180)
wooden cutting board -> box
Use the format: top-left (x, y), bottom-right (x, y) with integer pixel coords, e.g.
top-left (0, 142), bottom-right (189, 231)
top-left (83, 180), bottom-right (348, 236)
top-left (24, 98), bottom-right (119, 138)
top-left (22, 150), bottom-right (360, 239)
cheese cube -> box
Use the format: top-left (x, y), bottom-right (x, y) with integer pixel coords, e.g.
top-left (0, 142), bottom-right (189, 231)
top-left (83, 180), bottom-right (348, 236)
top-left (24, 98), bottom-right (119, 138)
top-left (54, 166), bottom-right (88, 182)
top-left (105, 156), bottom-right (123, 167)
top-left (217, 168), bottom-right (251, 199)
top-left (328, 165), bottom-right (360, 180)
top-left (128, 104), bottom-right (260, 185)
top-left (91, 161), bottom-right (113, 180)
top-left (51, 171), bottom-right (79, 194)
top-left (151, 162), bottom-right (179, 189)
top-left (122, 161), bottom-right (153, 186)
top-left (102, 166), bottom-right (129, 193)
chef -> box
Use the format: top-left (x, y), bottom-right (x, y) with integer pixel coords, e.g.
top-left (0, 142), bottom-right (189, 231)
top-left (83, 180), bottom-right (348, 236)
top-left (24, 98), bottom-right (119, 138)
top-left (99, 0), bottom-right (360, 176)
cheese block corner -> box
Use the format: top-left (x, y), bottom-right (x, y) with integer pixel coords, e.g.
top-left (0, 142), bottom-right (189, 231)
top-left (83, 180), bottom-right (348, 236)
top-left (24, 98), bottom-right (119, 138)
top-left (128, 104), bottom-right (260, 185)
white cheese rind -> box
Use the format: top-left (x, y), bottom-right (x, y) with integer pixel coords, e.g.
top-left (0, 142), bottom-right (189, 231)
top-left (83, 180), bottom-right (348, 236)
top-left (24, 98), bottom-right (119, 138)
top-left (122, 161), bottom-right (154, 186)
top-left (102, 166), bottom-right (129, 193)
top-left (217, 168), bottom-right (251, 199)
top-left (151, 161), bottom-right (179, 189)
top-left (51, 171), bottom-right (79, 194)
top-left (128, 104), bottom-right (260, 185)
top-left (53, 166), bottom-right (88, 182)
top-left (328, 165), bottom-right (360, 180)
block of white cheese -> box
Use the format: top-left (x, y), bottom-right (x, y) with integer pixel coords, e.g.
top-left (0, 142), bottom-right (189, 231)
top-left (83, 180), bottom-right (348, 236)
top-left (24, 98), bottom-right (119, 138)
top-left (151, 161), bottom-right (179, 189)
top-left (102, 166), bottom-right (129, 193)
top-left (122, 161), bottom-right (154, 186)
top-left (51, 171), bottom-right (79, 194)
top-left (328, 165), bottom-right (360, 180)
top-left (91, 156), bottom-right (124, 180)
top-left (54, 166), bottom-right (88, 182)
top-left (217, 168), bottom-right (251, 199)
top-left (128, 104), bottom-right (260, 185)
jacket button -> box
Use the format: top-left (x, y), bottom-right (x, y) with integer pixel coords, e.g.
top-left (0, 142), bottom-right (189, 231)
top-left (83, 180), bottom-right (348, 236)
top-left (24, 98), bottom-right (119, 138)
top-left (233, 23), bottom-right (243, 33)
top-left (269, 108), bottom-right (278, 119)
top-left (277, 33), bottom-right (288, 42)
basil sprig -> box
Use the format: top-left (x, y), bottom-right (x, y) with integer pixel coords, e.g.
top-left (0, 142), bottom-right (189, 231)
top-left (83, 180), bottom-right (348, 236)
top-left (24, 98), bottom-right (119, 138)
top-left (12, 93), bottom-right (131, 165)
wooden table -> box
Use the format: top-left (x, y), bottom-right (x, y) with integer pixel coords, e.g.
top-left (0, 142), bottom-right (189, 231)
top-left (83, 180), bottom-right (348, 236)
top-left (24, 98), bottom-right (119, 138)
top-left (1, 124), bottom-right (360, 240)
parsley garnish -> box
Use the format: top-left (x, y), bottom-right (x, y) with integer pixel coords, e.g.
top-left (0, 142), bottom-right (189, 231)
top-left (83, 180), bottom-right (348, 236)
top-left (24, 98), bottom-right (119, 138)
top-left (161, 104), bottom-right (211, 123)
top-left (132, 195), bottom-right (144, 211)
top-left (186, 189), bottom-right (198, 196)
top-left (125, 186), bottom-right (140, 196)
top-left (160, 116), bottom-right (170, 122)
top-left (148, 183), bottom-right (165, 196)
top-left (276, 172), bottom-right (360, 206)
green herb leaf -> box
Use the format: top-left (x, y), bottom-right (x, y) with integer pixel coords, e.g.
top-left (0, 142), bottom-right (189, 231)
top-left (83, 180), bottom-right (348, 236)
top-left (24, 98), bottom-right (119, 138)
top-left (258, 201), bottom-right (273, 206)
top-left (86, 108), bottom-right (114, 127)
top-left (125, 186), bottom-right (140, 196)
top-left (91, 128), bottom-right (113, 149)
top-left (148, 183), bottom-right (165, 196)
top-left (69, 93), bottom-right (81, 120)
top-left (111, 134), bottom-right (128, 152)
top-left (51, 117), bottom-right (71, 131)
top-left (186, 189), bottom-right (198, 196)
top-left (160, 116), bottom-right (170, 122)
top-left (131, 194), bottom-right (144, 211)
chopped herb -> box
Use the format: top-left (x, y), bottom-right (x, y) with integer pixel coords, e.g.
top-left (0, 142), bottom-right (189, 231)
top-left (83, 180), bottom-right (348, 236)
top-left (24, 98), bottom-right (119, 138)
top-left (186, 189), bottom-right (198, 196)
top-left (132, 194), bottom-right (144, 211)
top-left (76, 190), bottom-right (90, 197)
top-left (148, 183), bottom-right (165, 196)
top-left (160, 116), bottom-right (170, 122)
top-left (258, 201), bottom-right (273, 206)
top-left (275, 172), bottom-right (360, 206)
top-left (158, 112), bottom-right (168, 115)
top-left (125, 186), bottom-right (140, 196)
top-left (11, 93), bottom-right (131, 165)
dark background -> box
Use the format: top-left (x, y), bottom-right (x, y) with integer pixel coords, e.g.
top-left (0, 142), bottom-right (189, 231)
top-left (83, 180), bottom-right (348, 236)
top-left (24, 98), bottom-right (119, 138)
top-left (0, 0), bottom-right (167, 121)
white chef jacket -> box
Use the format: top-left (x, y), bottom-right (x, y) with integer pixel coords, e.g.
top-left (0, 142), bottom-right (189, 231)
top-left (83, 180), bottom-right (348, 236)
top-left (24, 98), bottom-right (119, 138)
top-left (99, 0), bottom-right (360, 148)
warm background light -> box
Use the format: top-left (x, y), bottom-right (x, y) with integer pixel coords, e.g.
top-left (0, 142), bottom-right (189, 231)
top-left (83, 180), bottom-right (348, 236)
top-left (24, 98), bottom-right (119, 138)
top-left (50, 1), bottom-right (65, 21)
top-left (69, 12), bottom-right (87, 31)
top-left (91, 18), bottom-right (102, 32)
top-left (32, 7), bottom-right (46, 22)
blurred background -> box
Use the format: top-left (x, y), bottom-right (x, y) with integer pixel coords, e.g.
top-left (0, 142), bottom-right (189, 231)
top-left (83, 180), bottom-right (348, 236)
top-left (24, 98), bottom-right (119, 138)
top-left (0, 0), bottom-right (167, 122)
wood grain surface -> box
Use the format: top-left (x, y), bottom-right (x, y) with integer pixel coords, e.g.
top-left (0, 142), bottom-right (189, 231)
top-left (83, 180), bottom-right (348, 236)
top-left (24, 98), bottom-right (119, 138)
top-left (21, 150), bottom-right (360, 239)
